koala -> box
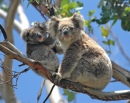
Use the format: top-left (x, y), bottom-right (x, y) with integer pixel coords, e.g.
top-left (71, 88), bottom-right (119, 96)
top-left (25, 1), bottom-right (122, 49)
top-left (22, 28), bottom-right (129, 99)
top-left (48, 13), bottom-right (112, 90)
top-left (20, 22), bottom-right (60, 76)
top-left (47, 13), bottom-right (130, 100)
top-left (20, 22), bottom-right (62, 102)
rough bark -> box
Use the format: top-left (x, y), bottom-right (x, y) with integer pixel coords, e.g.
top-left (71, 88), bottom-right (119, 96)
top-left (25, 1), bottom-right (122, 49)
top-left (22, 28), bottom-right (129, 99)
top-left (112, 61), bottom-right (130, 87)
top-left (1, 0), bottom-right (20, 103)
top-left (0, 41), bottom-right (130, 101)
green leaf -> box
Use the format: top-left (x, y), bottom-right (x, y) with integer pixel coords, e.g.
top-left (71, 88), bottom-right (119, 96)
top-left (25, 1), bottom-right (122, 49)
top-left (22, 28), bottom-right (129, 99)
top-left (69, 2), bottom-right (77, 9)
top-left (0, 0), bottom-right (2, 4)
top-left (100, 26), bottom-right (109, 37)
top-left (62, 4), bottom-right (69, 10)
top-left (27, 0), bottom-right (33, 8)
top-left (63, 89), bottom-right (69, 95)
top-left (84, 20), bottom-right (89, 26)
top-left (36, 0), bottom-right (41, 3)
top-left (1, 4), bottom-right (8, 12)
top-left (107, 39), bottom-right (115, 46)
top-left (111, 16), bottom-right (118, 28)
top-left (121, 19), bottom-right (130, 31)
top-left (88, 10), bottom-right (96, 16)
top-left (102, 40), bottom-right (115, 46)
top-left (68, 92), bottom-right (75, 102)
top-left (124, 7), bottom-right (130, 12)
top-left (63, 89), bottom-right (75, 102)
top-left (98, 0), bottom-right (104, 8)
top-left (77, 1), bottom-right (83, 7)
top-left (61, 0), bottom-right (70, 7)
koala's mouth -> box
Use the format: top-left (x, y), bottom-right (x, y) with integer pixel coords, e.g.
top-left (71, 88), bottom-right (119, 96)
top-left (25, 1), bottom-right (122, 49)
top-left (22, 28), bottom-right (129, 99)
top-left (60, 34), bottom-right (73, 41)
top-left (37, 37), bottom-right (44, 42)
top-left (36, 33), bottom-right (44, 42)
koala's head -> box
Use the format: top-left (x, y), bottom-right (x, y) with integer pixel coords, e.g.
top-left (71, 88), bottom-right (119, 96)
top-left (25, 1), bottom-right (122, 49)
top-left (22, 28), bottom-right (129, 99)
top-left (21, 26), bottom-right (48, 44)
top-left (48, 13), bottom-right (84, 42)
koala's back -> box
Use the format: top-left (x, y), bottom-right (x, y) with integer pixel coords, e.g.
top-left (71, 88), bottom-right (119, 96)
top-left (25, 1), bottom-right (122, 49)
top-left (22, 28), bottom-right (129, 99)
top-left (62, 31), bottom-right (112, 90)
top-left (27, 43), bottom-right (59, 72)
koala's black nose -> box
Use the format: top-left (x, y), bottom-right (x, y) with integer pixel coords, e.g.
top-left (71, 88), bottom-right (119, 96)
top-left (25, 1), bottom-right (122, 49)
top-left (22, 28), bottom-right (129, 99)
top-left (63, 29), bottom-right (69, 35)
top-left (37, 33), bottom-right (42, 38)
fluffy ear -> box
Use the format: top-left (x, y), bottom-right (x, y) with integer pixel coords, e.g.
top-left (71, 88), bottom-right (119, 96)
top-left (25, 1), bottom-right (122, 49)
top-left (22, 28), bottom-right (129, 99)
top-left (47, 16), bottom-right (59, 37)
top-left (71, 13), bottom-right (84, 30)
top-left (20, 29), bottom-right (30, 42)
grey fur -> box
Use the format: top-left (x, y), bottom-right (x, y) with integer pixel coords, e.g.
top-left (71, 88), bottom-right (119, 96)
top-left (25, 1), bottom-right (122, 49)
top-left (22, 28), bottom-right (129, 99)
top-left (20, 22), bottom-right (60, 75)
top-left (48, 13), bottom-right (113, 89)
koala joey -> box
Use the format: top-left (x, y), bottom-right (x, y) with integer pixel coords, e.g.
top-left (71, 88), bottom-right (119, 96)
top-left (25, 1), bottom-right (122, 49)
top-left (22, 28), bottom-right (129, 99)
top-left (20, 22), bottom-right (60, 76)
top-left (48, 13), bottom-right (112, 90)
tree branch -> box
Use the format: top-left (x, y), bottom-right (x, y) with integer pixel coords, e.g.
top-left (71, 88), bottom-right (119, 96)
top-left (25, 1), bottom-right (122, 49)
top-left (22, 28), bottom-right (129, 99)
top-left (0, 41), bottom-right (130, 101)
top-left (112, 61), bottom-right (130, 87)
top-left (17, 4), bottom-right (30, 30)
top-left (2, 0), bottom-right (20, 103)
top-left (45, 80), bottom-right (66, 103)
top-left (0, 9), bottom-right (26, 33)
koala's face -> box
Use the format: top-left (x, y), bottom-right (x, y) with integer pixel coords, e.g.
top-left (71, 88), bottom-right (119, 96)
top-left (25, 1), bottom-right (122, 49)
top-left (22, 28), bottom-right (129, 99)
top-left (21, 27), bottom-right (48, 44)
top-left (48, 13), bottom-right (84, 42)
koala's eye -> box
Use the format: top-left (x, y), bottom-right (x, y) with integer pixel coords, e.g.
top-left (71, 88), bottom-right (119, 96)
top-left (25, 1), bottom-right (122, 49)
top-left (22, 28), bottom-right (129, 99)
top-left (26, 32), bottom-right (29, 37)
top-left (70, 27), bottom-right (74, 30)
top-left (31, 35), bottom-right (34, 38)
top-left (59, 28), bottom-right (62, 32)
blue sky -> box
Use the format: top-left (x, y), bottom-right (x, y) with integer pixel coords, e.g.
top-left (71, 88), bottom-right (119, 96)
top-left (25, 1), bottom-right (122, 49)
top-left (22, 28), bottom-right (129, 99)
top-left (0, 0), bottom-right (130, 103)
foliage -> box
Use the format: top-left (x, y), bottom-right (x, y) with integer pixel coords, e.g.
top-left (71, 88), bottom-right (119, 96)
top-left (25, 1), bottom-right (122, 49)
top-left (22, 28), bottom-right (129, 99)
top-left (27, 0), bottom-right (42, 8)
top-left (84, 10), bottom-right (96, 34)
top-left (56, 0), bottom-right (83, 17)
top-left (23, 0), bottom-right (129, 102)
top-left (100, 26), bottom-right (115, 54)
top-left (0, 0), bottom-right (8, 12)
top-left (63, 89), bottom-right (75, 102)
top-left (93, 0), bottom-right (130, 31)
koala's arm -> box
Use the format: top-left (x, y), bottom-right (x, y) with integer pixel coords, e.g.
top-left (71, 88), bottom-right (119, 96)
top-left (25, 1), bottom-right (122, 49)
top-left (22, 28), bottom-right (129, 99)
top-left (58, 42), bottom-right (82, 78)
top-left (52, 44), bottom-right (63, 54)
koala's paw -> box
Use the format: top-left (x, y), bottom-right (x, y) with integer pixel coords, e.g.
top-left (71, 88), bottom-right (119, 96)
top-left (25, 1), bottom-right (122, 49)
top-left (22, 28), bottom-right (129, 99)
top-left (52, 73), bottom-right (62, 84)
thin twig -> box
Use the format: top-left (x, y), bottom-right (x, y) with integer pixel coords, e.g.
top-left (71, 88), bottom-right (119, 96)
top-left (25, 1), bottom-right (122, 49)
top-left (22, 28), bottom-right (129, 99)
top-left (31, 1), bottom-right (47, 21)
top-left (37, 79), bottom-right (45, 103)
top-left (110, 30), bottom-right (130, 64)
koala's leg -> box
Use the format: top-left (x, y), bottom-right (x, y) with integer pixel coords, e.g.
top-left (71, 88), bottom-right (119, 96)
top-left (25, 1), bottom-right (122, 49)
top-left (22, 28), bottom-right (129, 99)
top-left (56, 42), bottom-right (83, 81)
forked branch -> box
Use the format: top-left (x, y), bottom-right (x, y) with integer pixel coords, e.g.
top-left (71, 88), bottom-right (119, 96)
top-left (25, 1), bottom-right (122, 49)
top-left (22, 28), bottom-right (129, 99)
top-left (0, 40), bottom-right (130, 101)
top-left (0, 25), bottom-right (130, 101)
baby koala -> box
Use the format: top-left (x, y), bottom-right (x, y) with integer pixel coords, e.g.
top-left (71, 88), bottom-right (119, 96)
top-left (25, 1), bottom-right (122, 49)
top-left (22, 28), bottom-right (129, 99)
top-left (20, 22), bottom-right (60, 76)
top-left (48, 13), bottom-right (113, 90)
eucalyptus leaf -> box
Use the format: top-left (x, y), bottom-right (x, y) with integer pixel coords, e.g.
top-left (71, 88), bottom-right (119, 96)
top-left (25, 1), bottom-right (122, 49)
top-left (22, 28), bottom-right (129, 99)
top-left (88, 10), bottom-right (96, 16)
top-left (98, 0), bottom-right (104, 8)
top-left (68, 92), bottom-right (75, 102)
top-left (107, 39), bottom-right (115, 46)
top-left (77, 1), bottom-right (83, 7)
top-left (61, 0), bottom-right (70, 7)
top-left (101, 26), bottom-right (109, 37)
top-left (0, 0), bottom-right (2, 4)
top-left (63, 89), bottom-right (75, 102)
top-left (84, 20), bottom-right (89, 26)
top-left (69, 2), bottom-right (77, 9)
top-left (111, 16), bottom-right (118, 28)
top-left (36, 0), bottom-right (41, 3)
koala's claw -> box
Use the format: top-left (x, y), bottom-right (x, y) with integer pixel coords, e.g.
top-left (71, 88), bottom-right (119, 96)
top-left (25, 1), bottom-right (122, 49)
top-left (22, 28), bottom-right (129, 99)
top-left (52, 73), bottom-right (62, 84)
